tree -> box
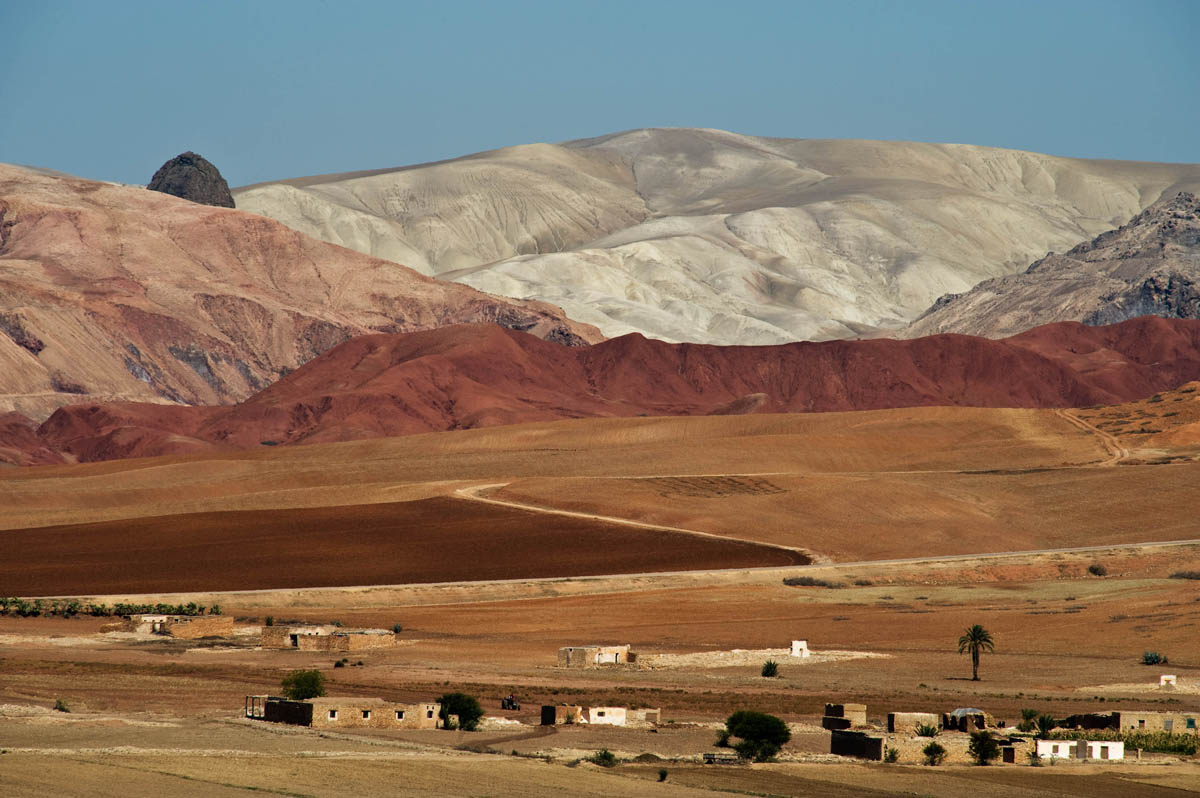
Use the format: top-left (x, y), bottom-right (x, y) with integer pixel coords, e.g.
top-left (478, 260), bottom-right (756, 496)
top-left (922, 741), bottom-right (946, 766)
top-left (437, 692), bottom-right (484, 731)
top-left (1035, 714), bottom-right (1057, 739)
top-left (968, 730), bottom-right (1000, 765)
top-left (1018, 708), bottom-right (1039, 732)
top-left (280, 669), bottom-right (325, 700)
top-left (725, 710), bottom-right (791, 762)
top-left (957, 624), bottom-right (995, 681)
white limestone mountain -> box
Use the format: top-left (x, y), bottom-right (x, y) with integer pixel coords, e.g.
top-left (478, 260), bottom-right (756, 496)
top-left (234, 128), bottom-right (1200, 344)
top-left (903, 192), bottom-right (1200, 339)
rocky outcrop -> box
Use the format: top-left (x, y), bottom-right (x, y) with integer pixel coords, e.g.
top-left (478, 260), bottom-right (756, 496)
top-left (147, 151), bottom-right (235, 207)
top-left (905, 193), bottom-right (1200, 339)
top-left (8, 316), bottom-right (1200, 466)
top-left (0, 163), bottom-right (601, 421)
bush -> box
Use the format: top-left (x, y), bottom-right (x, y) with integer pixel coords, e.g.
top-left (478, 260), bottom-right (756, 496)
top-left (392, 623), bottom-right (403, 634)
top-left (922, 741), bottom-right (946, 766)
top-left (264, 616), bottom-right (274, 626)
top-left (725, 710), bottom-right (790, 762)
top-left (968, 731), bottom-right (1000, 765)
top-left (1018, 708), bottom-right (1038, 732)
top-left (53, 699), bottom-right (70, 713)
top-left (1142, 651), bottom-right (1169, 665)
top-left (883, 747), bottom-right (900, 763)
top-left (1170, 571), bottom-right (1200, 580)
top-left (280, 669), bottom-right (325, 700)
top-left (586, 749), bottom-right (617, 767)
top-left (782, 576), bottom-right (844, 588)
top-left (761, 660), bottom-right (779, 678)
top-left (1027, 750), bottom-right (1043, 766)
top-left (1088, 563), bottom-right (1108, 577)
top-left (657, 768), bottom-right (668, 782)
top-left (333, 660), bottom-right (345, 668)
top-left (714, 729), bottom-right (731, 748)
top-left (437, 692), bottom-right (484, 731)
top-left (915, 723), bottom-right (939, 737)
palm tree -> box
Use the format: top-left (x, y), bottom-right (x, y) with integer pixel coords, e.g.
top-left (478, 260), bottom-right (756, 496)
top-left (957, 624), bottom-right (995, 681)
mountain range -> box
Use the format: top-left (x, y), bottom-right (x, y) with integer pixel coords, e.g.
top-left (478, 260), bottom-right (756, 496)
top-left (234, 128), bottom-right (1200, 344)
top-left (904, 191), bottom-right (1200, 338)
top-left (5, 316), bottom-right (1199, 467)
top-left (0, 164), bottom-right (598, 421)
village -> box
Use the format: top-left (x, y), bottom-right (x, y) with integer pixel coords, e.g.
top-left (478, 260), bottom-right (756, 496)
top-left (76, 612), bottom-right (1200, 768)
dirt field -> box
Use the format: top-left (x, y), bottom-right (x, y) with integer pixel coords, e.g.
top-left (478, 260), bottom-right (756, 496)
top-left (3, 403), bottom-right (1200, 795)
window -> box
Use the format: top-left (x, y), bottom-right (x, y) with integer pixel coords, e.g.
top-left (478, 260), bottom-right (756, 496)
top-left (328, 710), bottom-right (338, 720)
top-left (597, 711), bottom-right (606, 717)
top-left (362, 710), bottom-right (371, 719)
top-left (1164, 719), bottom-right (1174, 732)
top-left (1187, 718), bottom-right (1196, 730)
top-left (396, 711), bottom-right (405, 720)
top-left (1138, 719), bottom-right (1145, 729)
top-left (427, 710), bottom-right (434, 719)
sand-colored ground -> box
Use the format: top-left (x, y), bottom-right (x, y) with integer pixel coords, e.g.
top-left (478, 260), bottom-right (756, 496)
top-left (3, 402), bottom-right (1200, 794)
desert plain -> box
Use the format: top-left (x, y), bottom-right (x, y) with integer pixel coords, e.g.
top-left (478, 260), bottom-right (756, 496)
top-left (2, 386), bottom-right (1200, 796)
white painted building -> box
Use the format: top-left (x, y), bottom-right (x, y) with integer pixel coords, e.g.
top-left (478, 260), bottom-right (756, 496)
top-left (790, 640), bottom-right (810, 658)
top-left (1036, 739), bottom-right (1124, 761)
top-left (586, 707), bottom-right (627, 726)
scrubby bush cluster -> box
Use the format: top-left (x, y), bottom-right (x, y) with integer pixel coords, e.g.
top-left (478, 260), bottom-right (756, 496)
top-left (782, 576), bottom-right (845, 588)
top-left (1087, 563), bottom-right (1108, 576)
top-left (437, 692), bottom-right (484, 731)
top-left (0, 598), bottom-right (220, 618)
top-left (968, 731), bottom-right (1000, 765)
top-left (761, 660), bottom-right (779, 678)
top-left (724, 710), bottom-right (791, 762)
top-left (915, 723), bottom-right (939, 738)
top-left (921, 741), bottom-right (946, 765)
top-left (1170, 570), bottom-right (1200, 580)
top-left (1142, 651), bottom-right (1169, 665)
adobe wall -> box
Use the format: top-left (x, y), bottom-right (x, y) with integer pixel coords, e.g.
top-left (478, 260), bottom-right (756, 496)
top-left (887, 712), bottom-right (940, 734)
top-left (261, 627), bottom-right (292, 648)
top-left (1117, 711), bottom-right (1200, 734)
top-left (307, 701), bottom-right (440, 729)
top-left (164, 615), bottom-right (233, 639)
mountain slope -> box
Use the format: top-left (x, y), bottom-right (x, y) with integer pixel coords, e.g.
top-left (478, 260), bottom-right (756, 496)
top-left (234, 128), bottom-right (1200, 344)
top-left (0, 164), bottom-right (600, 421)
top-left (10, 316), bottom-right (1200, 466)
top-left (904, 192), bottom-right (1200, 338)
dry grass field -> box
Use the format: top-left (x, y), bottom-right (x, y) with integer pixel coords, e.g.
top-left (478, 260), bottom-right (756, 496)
top-left (2, 403), bottom-right (1200, 795)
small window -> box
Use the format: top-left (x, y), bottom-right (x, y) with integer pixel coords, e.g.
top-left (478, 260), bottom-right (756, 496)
top-left (328, 710), bottom-right (338, 720)
top-left (362, 710), bottom-right (371, 719)
top-left (396, 710), bottom-right (405, 720)
top-left (1138, 719), bottom-right (1145, 729)
top-left (427, 710), bottom-right (434, 718)
top-left (1164, 719), bottom-right (1174, 732)
top-left (1187, 718), bottom-right (1196, 730)
top-left (597, 711), bottom-right (605, 717)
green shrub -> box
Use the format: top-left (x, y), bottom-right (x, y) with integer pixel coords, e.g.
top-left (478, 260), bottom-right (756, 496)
top-left (264, 616), bottom-right (274, 626)
top-left (333, 660), bottom-right (345, 668)
top-left (586, 749), bottom-right (617, 767)
top-left (392, 623), bottom-right (403, 634)
top-left (714, 729), bottom-right (731, 748)
top-left (968, 731), bottom-right (1000, 765)
top-left (1142, 651), bottom-right (1169, 665)
top-left (437, 692), bottom-right (484, 731)
top-left (1088, 563), bottom-right (1108, 577)
top-left (915, 723), bottom-right (939, 737)
top-left (280, 669), bottom-right (325, 700)
top-left (761, 660), bottom-right (779, 678)
top-left (1027, 750), bottom-right (1043, 766)
top-left (53, 699), bottom-right (70, 713)
top-left (657, 768), bottom-right (668, 782)
top-left (883, 747), bottom-right (900, 763)
top-left (1170, 571), bottom-right (1200, 580)
top-left (726, 710), bottom-right (790, 762)
top-left (922, 741), bottom-right (946, 766)
top-left (1018, 708), bottom-right (1038, 732)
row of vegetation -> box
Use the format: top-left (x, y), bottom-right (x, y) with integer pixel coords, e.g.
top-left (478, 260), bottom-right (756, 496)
top-left (1047, 728), bottom-right (1199, 756)
top-left (0, 598), bottom-right (221, 618)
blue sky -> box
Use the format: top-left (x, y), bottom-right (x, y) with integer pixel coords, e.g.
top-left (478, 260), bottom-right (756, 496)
top-left (1, 0), bottom-right (1196, 186)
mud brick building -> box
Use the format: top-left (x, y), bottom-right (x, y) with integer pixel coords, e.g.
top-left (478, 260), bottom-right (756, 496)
top-left (557, 644), bottom-right (634, 667)
top-left (245, 696), bottom-right (441, 729)
top-left (261, 625), bottom-right (399, 651)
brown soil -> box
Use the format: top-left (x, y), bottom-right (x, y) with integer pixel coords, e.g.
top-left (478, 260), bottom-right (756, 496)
top-left (0, 496), bottom-right (806, 596)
